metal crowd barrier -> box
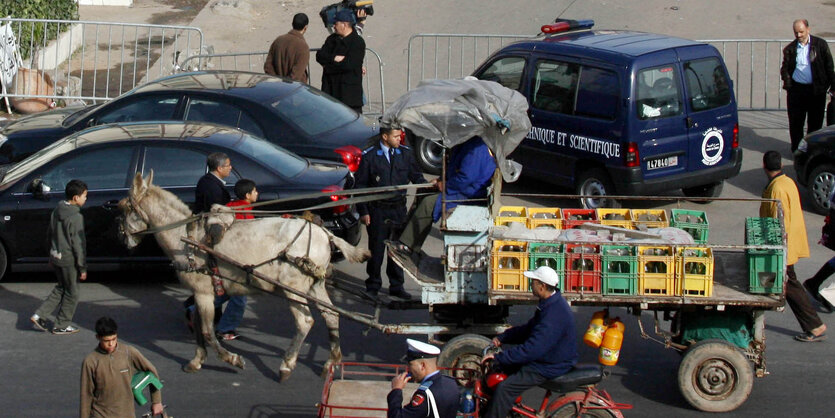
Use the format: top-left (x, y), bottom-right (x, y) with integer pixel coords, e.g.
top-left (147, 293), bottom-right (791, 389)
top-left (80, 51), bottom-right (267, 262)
top-left (405, 33), bottom-right (834, 111)
top-left (179, 47), bottom-right (388, 116)
top-left (0, 18), bottom-right (203, 104)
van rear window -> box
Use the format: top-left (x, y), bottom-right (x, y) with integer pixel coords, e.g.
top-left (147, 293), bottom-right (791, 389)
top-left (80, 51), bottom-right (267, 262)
top-left (636, 66), bottom-right (683, 120)
top-left (683, 58), bottom-right (732, 111)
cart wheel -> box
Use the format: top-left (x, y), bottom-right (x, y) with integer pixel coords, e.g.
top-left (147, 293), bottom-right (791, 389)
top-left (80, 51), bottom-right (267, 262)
top-left (546, 391), bottom-right (619, 418)
top-left (438, 334), bottom-right (492, 381)
top-left (677, 339), bottom-right (753, 412)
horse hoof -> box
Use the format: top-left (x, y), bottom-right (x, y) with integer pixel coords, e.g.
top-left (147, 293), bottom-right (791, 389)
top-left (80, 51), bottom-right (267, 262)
top-left (279, 368), bottom-right (293, 382)
top-left (233, 354), bottom-right (246, 369)
top-left (183, 363), bottom-right (201, 373)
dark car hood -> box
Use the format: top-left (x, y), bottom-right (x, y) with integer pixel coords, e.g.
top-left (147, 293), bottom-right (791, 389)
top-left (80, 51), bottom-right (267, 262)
top-left (0, 106), bottom-right (85, 135)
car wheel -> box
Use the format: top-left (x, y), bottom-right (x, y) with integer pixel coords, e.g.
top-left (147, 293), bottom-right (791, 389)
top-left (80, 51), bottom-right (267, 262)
top-left (0, 243), bottom-right (8, 282)
top-left (575, 168), bottom-right (621, 209)
top-left (682, 181), bottom-right (724, 204)
top-left (415, 135), bottom-right (443, 175)
top-left (807, 164), bottom-right (835, 215)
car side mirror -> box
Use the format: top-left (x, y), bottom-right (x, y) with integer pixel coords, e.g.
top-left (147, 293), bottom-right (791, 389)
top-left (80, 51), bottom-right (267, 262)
top-left (30, 178), bottom-right (51, 199)
top-left (86, 118), bottom-right (96, 127)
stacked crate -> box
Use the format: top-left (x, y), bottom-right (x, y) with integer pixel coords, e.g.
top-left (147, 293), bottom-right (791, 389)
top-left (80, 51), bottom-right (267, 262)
top-left (562, 209), bottom-right (599, 229)
top-left (631, 209), bottom-right (669, 230)
top-left (597, 208), bottom-right (634, 229)
top-left (491, 240), bottom-right (528, 291)
top-left (670, 209), bottom-right (709, 244)
top-left (745, 218), bottom-right (784, 294)
top-left (529, 243), bottom-right (564, 290)
top-left (637, 245), bottom-right (675, 295)
top-left (676, 247), bottom-right (714, 297)
top-left (528, 207), bottom-right (563, 230)
top-left (494, 206), bottom-right (527, 227)
top-left (563, 243), bottom-right (602, 293)
top-left (601, 245), bottom-right (637, 295)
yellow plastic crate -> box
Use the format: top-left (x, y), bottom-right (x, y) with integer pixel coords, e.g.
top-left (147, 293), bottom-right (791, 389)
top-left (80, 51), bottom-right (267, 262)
top-left (495, 206), bottom-right (528, 227)
top-left (527, 207), bottom-right (562, 230)
top-left (491, 240), bottom-right (529, 291)
top-left (676, 247), bottom-right (714, 297)
top-left (597, 208), bottom-right (634, 229)
top-left (631, 209), bottom-right (669, 230)
top-left (638, 245), bottom-right (675, 295)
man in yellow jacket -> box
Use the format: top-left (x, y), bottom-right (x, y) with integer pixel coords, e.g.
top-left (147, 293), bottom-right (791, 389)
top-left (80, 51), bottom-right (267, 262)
top-left (760, 150), bottom-right (827, 342)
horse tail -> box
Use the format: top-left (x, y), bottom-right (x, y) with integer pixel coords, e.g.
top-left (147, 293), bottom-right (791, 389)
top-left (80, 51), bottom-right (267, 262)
top-left (323, 229), bottom-right (370, 263)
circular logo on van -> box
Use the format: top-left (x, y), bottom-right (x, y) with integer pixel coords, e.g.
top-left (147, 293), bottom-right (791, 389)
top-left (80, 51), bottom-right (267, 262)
top-left (701, 128), bottom-right (724, 166)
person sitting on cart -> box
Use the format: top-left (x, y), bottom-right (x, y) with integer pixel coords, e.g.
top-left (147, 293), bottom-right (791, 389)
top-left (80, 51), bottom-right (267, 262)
top-left (387, 339), bottom-right (460, 418)
top-left (481, 266), bottom-right (578, 418)
top-left (392, 136), bottom-right (496, 257)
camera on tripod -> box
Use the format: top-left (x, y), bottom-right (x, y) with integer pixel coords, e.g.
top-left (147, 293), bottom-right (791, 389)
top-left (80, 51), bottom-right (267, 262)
top-left (320, 0), bottom-right (375, 31)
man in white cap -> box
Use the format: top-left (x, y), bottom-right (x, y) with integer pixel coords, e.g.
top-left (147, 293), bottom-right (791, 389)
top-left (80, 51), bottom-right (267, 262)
top-left (387, 339), bottom-right (460, 418)
top-left (482, 266), bottom-right (578, 418)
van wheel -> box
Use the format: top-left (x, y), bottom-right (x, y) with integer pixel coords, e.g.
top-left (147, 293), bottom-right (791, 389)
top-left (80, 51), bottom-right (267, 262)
top-left (575, 169), bottom-right (620, 209)
top-left (415, 135), bottom-right (443, 175)
top-left (682, 181), bottom-right (724, 203)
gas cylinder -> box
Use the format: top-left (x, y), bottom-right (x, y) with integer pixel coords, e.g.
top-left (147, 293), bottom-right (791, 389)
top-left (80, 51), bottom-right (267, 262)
top-left (599, 318), bottom-right (625, 366)
top-left (583, 310), bottom-right (608, 348)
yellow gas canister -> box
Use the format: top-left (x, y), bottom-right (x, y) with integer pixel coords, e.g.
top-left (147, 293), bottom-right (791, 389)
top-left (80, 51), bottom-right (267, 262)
top-left (583, 310), bottom-right (608, 348)
top-left (599, 318), bottom-right (625, 366)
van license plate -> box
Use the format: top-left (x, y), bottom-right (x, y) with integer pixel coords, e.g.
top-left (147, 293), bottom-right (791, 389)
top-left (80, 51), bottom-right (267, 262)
top-left (647, 156), bottom-right (678, 170)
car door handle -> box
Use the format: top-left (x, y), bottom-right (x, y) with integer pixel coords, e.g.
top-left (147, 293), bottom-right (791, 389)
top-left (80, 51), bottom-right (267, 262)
top-left (103, 200), bottom-right (121, 210)
top-left (686, 117), bottom-right (697, 129)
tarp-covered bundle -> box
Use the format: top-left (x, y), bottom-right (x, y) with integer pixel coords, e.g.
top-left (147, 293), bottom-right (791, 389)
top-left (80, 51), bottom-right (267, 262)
top-left (381, 79), bottom-right (531, 182)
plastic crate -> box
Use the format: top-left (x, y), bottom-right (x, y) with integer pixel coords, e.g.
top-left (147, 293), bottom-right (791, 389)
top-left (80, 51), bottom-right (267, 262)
top-left (529, 243), bottom-right (564, 288)
top-left (601, 245), bottom-right (637, 295)
top-left (670, 209), bottom-right (709, 244)
top-left (676, 247), bottom-right (714, 297)
top-left (491, 240), bottom-right (529, 291)
top-left (495, 206), bottom-right (528, 227)
top-left (637, 245), bottom-right (675, 295)
top-left (745, 217), bottom-right (782, 246)
top-left (527, 207), bottom-right (563, 230)
top-left (747, 249), bottom-right (784, 294)
top-left (597, 208), bottom-right (634, 230)
top-left (563, 243), bottom-right (601, 293)
top-left (562, 209), bottom-right (599, 230)
top-left (631, 209), bottom-right (669, 230)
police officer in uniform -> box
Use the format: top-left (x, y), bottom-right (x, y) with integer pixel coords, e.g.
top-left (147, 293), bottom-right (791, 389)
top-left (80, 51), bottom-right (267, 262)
top-left (387, 339), bottom-right (460, 418)
top-left (355, 126), bottom-right (429, 300)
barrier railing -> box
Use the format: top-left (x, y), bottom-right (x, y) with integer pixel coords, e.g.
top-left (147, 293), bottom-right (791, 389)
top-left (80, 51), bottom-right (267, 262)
top-left (179, 47), bottom-right (387, 116)
top-left (0, 18), bottom-right (203, 105)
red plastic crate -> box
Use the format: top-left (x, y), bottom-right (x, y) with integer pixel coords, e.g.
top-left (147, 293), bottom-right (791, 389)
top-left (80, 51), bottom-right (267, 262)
top-left (563, 243), bottom-right (601, 293)
top-left (562, 209), bottom-right (600, 230)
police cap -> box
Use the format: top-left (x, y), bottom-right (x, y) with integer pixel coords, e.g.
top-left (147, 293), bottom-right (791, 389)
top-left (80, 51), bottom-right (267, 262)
top-left (404, 338), bottom-right (441, 362)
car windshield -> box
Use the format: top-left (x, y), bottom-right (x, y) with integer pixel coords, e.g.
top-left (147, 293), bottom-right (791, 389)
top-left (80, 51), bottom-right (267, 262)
top-left (62, 103), bottom-right (103, 127)
top-left (270, 87), bottom-right (358, 136)
top-left (236, 133), bottom-right (308, 178)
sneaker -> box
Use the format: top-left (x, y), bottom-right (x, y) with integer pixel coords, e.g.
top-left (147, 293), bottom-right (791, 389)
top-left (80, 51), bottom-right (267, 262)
top-left (217, 331), bottom-right (239, 341)
top-left (52, 325), bottom-right (80, 335)
top-left (31, 316), bottom-right (49, 332)
top-left (389, 288), bottom-right (413, 300)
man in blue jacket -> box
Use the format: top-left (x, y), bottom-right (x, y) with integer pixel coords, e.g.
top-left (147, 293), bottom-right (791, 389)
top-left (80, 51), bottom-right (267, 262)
top-left (482, 266), bottom-right (578, 418)
top-left (393, 136), bottom-right (496, 256)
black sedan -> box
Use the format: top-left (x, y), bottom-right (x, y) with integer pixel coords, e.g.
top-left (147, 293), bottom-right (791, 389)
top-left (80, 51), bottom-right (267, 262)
top-left (794, 125), bottom-right (835, 214)
top-left (0, 121), bottom-right (360, 281)
top-left (0, 71), bottom-right (376, 168)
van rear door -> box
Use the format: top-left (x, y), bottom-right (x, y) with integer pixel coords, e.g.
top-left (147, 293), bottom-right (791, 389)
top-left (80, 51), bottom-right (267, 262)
top-left (632, 53), bottom-right (690, 180)
top-left (677, 47), bottom-right (737, 173)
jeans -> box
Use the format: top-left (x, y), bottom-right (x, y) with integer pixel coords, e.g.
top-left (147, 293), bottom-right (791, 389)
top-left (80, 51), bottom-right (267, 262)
top-left (189, 295), bottom-right (247, 333)
top-left (36, 263), bottom-right (80, 329)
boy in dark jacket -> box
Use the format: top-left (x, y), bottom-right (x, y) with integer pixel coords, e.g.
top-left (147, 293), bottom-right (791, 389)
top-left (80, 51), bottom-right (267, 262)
top-left (31, 179), bottom-right (88, 335)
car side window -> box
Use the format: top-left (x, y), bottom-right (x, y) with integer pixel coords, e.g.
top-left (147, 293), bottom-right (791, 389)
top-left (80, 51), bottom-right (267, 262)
top-left (532, 60), bottom-right (579, 114)
top-left (142, 146), bottom-right (209, 187)
top-left (39, 146), bottom-right (135, 191)
top-left (477, 56), bottom-right (526, 92)
top-left (184, 99), bottom-right (265, 138)
top-left (683, 58), bottom-right (731, 111)
top-left (575, 67), bottom-right (619, 120)
top-left (636, 65), bottom-right (683, 120)
top-left (95, 96), bottom-right (179, 124)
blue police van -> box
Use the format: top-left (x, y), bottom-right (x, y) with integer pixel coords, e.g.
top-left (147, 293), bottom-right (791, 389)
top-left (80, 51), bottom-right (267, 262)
top-left (471, 20), bottom-right (742, 208)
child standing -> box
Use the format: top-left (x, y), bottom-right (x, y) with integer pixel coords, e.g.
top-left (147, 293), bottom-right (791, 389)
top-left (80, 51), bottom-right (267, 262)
top-left (31, 179), bottom-right (88, 335)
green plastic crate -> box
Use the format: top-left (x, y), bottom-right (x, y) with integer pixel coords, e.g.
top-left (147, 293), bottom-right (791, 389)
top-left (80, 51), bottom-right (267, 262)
top-left (745, 217), bottom-right (782, 246)
top-left (529, 242), bottom-right (564, 290)
top-left (671, 209), bottom-right (709, 244)
top-left (601, 245), bottom-right (637, 295)
top-left (747, 249), bottom-right (784, 294)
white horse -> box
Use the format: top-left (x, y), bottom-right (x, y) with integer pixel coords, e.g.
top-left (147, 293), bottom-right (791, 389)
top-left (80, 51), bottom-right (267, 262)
top-left (119, 172), bottom-right (370, 381)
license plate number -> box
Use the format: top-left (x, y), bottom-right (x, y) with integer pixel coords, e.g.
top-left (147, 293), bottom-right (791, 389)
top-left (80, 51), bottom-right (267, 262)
top-left (647, 156), bottom-right (678, 170)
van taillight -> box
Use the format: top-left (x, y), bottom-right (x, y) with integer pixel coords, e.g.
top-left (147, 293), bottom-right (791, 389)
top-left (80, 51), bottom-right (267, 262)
top-left (625, 142), bottom-right (639, 167)
top-left (732, 123), bottom-right (739, 149)
top-left (322, 185), bottom-right (348, 214)
top-left (334, 145), bottom-right (362, 172)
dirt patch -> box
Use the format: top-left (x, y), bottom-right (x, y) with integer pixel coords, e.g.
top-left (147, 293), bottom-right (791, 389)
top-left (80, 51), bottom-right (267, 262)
top-left (149, 0), bottom-right (210, 26)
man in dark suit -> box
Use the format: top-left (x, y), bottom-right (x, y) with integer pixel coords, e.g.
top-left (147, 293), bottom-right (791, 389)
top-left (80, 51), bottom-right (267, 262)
top-left (355, 126), bottom-right (430, 300)
top-left (195, 152), bottom-right (232, 214)
top-left (780, 19), bottom-right (835, 151)
top-left (316, 9), bottom-right (366, 113)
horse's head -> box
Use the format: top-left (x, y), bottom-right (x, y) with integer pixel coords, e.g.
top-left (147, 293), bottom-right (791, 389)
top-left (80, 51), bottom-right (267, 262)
top-left (118, 171), bottom-right (155, 249)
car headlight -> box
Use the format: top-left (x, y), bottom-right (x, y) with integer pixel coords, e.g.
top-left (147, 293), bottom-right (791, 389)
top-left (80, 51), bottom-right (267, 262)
top-left (797, 139), bottom-right (808, 153)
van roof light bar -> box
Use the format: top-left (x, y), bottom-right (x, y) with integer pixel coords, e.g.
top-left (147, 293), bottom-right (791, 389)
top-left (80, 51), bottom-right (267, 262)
top-left (541, 19), bottom-right (594, 35)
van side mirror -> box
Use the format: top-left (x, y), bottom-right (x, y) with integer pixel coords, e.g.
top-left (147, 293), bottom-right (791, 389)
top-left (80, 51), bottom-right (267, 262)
top-left (30, 178), bottom-right (51, 199)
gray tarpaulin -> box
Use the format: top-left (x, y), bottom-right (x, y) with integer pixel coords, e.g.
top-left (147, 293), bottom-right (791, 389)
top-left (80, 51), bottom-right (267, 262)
top-left (381, 79), bottom-right (531, 182)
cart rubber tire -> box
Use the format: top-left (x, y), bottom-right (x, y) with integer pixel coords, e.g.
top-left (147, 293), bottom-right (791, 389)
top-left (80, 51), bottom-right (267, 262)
top-left (438, 334), bottom-right (492, 380)
top-left (546, 391), bottom-right (619, 418)
top-left (575, 168), bottom-right (621, 209)
top-left (677, 339), bottom-right (753, 413)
